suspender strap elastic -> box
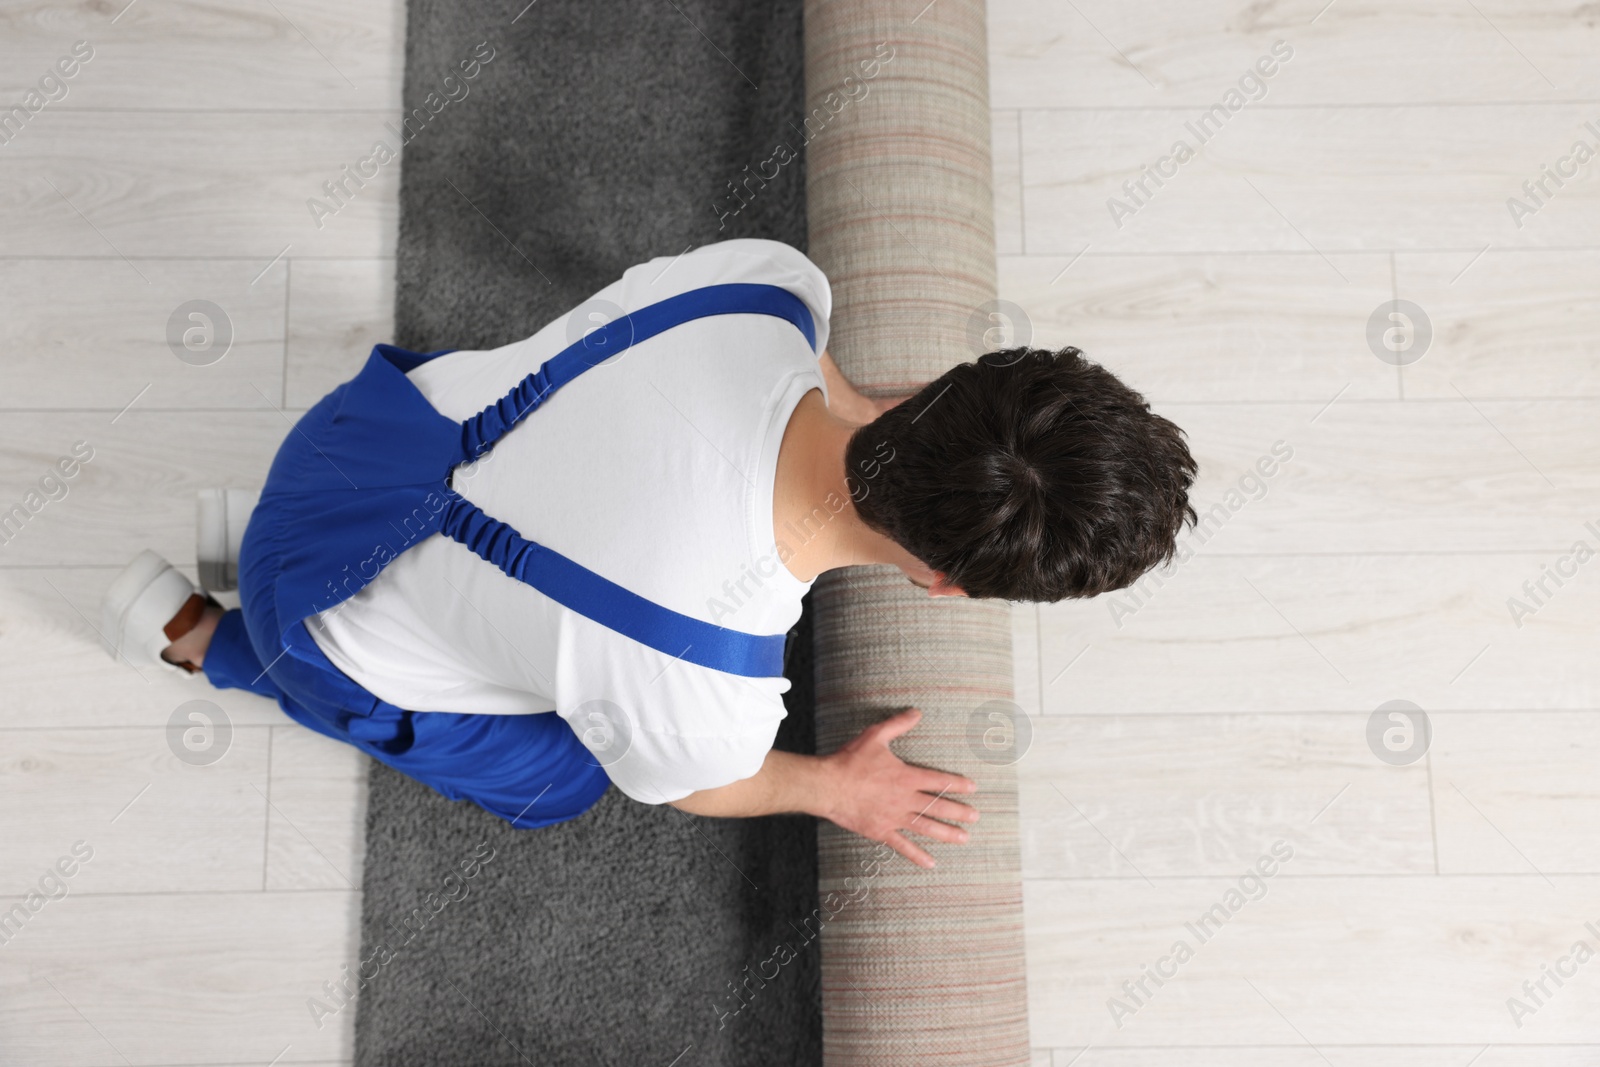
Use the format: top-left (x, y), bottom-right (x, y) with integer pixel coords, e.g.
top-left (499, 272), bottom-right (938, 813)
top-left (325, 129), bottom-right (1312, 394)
top-left (459, 283), bottom-right (817, 460)
top-left (438, 495), bottom-right (787, 678)
top-left (438, 280), bottom-right (815, 678)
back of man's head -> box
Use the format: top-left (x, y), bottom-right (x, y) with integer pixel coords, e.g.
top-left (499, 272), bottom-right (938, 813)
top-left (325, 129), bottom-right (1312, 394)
top-left (844, 346), bottom-right (1198, 602)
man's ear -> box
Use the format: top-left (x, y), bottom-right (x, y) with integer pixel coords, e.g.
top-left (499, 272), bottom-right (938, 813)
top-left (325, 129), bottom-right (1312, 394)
top-left (927, 573), bottom-right (967, 598)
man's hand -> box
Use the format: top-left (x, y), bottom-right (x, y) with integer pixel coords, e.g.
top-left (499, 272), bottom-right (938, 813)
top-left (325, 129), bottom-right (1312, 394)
top-left (667, 708), bottom-right (979, 869)
top-left (819, 708), bottom-right (979, 869)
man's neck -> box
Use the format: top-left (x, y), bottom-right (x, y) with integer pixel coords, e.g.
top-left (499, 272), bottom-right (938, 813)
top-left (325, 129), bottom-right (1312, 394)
top-left (773, 389), bottom-right (883, 582)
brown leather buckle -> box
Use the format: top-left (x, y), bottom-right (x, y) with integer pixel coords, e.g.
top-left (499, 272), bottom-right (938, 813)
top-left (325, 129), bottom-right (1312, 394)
top-left (160, 593), bottom-right (221, 674)
top-left (163, 593), bottom-right (209, 643)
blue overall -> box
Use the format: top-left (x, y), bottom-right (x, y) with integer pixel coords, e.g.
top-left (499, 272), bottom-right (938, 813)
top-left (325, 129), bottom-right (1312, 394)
top-left (203, 284), bottom-right (816, 828)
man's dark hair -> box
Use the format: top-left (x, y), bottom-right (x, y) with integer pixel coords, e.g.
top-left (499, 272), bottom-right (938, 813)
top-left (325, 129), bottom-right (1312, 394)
top-left (844, 346), bottom-right (1197, 602)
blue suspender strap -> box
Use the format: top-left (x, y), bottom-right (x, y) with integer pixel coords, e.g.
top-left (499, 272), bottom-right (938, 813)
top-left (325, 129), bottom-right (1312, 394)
top-left (459, 283), bottom-right (816, 459)
top-left (264, 283), bottom-right (807, 679)
top-left (441, 281), bottom-right (813, 679)
top-left (438, 495), bottom-right (788, 678)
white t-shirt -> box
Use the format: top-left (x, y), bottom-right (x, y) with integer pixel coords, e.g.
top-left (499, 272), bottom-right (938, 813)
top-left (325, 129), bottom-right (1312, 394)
top-left (307, 239), bottom-right (831, 804)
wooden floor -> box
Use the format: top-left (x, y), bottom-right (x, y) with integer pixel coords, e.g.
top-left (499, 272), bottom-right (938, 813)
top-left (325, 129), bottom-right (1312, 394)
top-left (0, 1), bottom-right (398, 1063)
top-left (990, 1), bottom-right (1600, 1063)
top-left (1, 1), bottom-right (1597, 1064)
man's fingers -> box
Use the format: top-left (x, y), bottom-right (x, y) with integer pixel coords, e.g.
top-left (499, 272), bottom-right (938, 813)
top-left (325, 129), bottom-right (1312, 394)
top-left (907, 813), bottom-right (971, 845)
top-left (871, 707), bottom-right (922, 743)
top-left (883, 830), bottom-right (935, 869)
top-left (913, 767), bottom-right (978, 795)
top-left (920, 796), bottom-right (980, 825)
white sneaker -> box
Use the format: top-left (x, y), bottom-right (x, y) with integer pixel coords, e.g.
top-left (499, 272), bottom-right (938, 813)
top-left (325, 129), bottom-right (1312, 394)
top-left (197, 488), bottom-right (259, 592)
top-left (101, 550), bottom-right (202, 674)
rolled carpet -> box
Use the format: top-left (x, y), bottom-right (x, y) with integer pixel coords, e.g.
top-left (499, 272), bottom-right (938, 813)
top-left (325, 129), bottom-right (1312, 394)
top-left (803, 0), bottom-right (1032, 1064)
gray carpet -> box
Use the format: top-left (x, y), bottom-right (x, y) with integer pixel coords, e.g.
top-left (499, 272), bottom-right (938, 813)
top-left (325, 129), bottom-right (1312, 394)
top-left (351, 2), bottom-right (820, 1064)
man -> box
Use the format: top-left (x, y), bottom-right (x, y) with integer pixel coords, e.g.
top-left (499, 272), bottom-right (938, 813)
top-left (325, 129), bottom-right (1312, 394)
top-left (101, 239), bottom-right (1196, 869)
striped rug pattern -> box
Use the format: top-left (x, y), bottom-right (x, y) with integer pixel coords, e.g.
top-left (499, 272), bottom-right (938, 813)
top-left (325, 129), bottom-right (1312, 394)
top-left (805, 0), bottom-right (1032, 1062)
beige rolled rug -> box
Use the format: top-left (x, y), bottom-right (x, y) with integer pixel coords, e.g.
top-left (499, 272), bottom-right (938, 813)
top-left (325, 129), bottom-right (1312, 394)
top-left (805, 0), bottom-right (1032, 1063)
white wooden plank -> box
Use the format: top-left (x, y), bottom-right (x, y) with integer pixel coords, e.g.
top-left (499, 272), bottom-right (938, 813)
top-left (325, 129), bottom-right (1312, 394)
top-left (1431, 711), bottom-right (1600, 876)
top-left (997, 252), bottom-right (1396, 403)
top-left (993, 109), bottom-right (1024, 255)
top-left (1153, 399), bottom-right (1594, 554)
top-left (1038, 553), bottom-right (1600, 715)
top-left (0, 725), bottom-right (268, 895)
top-left (1393, 250), bottom-right (1600, 399)
top-left (0, 567), bottom-right (296, 730)
top-left (0, 890), bottom-right (357, 1063)
top-left (1040, 1048), bottom-right (1600, 1067)
top-left (1011, 601), bottom-right (1041, 723)
top-left (0, 257), bottom-right (286, 410)
top-left (266, 726), bottom-right (370, 892)
top-left (1018, 714), bottom-right (1434, 879)
top-left (989, 0), bottom-right (1600, 109)
top-left (0, 411), bottom-right (290, 567)
top-left (1024, 874), bottom-right (1600, 1047)
top-left (1002, 248), bottom-right (1600, 403)
top-left (0, 0), bottom-right (402, 110)
top-left (0, 0), bottom-right (398, 1063)
top-left (0, 112), bottom-right (400, 258)
top-left (1019, 106), bottom-right (1600, 254)
top-left (286, 258), bottom-right (395, 409)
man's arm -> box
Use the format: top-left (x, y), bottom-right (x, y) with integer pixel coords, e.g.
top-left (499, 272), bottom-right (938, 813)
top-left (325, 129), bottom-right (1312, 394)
top-left (818, 350), bottom-right (909, 426)
top-left (669, 708), bottom-right (979, 869)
